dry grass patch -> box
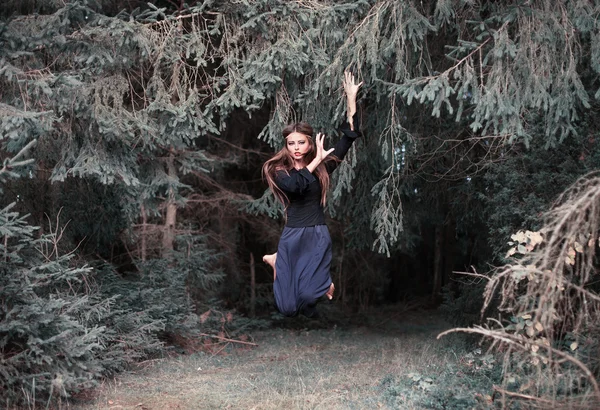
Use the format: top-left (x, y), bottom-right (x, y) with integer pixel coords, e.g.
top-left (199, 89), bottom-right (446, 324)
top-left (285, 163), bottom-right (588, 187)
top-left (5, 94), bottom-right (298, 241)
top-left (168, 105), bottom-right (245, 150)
top-left (73, 309), bottom-right (495, 409)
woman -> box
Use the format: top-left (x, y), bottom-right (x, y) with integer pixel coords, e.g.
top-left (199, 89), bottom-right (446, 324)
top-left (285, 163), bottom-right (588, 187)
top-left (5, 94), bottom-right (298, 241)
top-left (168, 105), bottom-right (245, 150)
top-left (261, 71), bottom-right (363, 317)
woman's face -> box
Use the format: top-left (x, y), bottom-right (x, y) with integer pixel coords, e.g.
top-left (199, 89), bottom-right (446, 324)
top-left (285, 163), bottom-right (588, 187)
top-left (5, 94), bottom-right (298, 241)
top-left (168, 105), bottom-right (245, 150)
top-left (286, 132), bottom-right (311, 164)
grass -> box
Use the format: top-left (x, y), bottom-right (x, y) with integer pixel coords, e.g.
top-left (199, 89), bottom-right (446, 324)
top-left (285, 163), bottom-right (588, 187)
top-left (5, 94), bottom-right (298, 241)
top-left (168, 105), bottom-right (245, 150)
top-left (71, 305), bottom-right (499, 409)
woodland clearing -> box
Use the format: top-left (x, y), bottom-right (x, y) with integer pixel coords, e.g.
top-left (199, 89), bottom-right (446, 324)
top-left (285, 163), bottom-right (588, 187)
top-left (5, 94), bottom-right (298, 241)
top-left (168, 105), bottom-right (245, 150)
top-left (76, 306), bottom-right (498, 410)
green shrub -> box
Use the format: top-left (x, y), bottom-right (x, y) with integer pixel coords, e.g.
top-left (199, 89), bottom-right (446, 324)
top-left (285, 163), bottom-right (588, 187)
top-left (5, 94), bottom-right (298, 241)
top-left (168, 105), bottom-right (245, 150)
top-left (440, 282), bottom-right (487, 327)
top-left (0, 203), bottom-right (225, 407)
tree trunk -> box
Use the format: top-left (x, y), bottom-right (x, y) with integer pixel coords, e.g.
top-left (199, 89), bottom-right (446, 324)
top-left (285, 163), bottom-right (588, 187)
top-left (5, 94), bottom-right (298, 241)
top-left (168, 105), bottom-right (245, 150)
top-left (339, 238), bottom-right (345, 304)
top-left (36, 161), bottom-right (50, 238)
top-left (431, 224), bottom-right (443, 304)
top-left (140, 203), bottom-right (148, 261)
top-left (443, 216), bottom-right (456, 293)
top-left (162, 153), bottom-right (177, 255)
top-left (250, 252), bottom-right (256, 317)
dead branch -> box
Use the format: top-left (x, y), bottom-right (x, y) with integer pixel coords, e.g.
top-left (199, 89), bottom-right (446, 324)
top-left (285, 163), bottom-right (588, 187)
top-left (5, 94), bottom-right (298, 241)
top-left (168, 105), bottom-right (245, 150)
top-left (199, 333), bottom-right (258, 347)
top-left (437, 326), bottom-right (600, 400)
top-left (453, 270), bottom-right (491, 281)
top-left (492, 386), bottom-right (556, 404)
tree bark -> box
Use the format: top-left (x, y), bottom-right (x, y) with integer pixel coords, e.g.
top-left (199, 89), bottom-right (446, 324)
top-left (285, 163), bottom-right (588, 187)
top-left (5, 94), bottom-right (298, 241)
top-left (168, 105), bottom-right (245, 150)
top-left (444, 216), bottom-right (456, 293)
top-left (432, 224), bottom-right (443, 304)
top-left (140, 203), bottom-right (147, 261)
top-left (162, 153), bottom-right (177, 255)
top-left (250, 252), bottom-right (256, 317)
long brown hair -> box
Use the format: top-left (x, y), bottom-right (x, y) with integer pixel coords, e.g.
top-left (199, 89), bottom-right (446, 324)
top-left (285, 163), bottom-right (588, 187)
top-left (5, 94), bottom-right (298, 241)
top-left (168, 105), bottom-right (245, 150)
top-left (262, 122), bottom-right (337, 207)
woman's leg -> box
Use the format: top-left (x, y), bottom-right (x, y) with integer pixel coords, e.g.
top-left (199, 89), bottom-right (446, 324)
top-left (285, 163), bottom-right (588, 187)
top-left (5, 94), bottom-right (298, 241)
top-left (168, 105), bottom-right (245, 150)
top-left (262, 252), bottom-right (277, 281)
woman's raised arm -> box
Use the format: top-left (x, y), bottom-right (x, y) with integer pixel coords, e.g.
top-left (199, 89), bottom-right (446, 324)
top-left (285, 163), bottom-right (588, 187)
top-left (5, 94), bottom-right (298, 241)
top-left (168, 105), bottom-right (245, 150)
top-left (343, 71), bottom-right (363, 131)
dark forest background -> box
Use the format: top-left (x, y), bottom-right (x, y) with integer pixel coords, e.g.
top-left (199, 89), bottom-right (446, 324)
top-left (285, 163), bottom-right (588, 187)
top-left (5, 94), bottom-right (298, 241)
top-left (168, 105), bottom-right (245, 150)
top-left (1, 0), bottom-right (600, 408)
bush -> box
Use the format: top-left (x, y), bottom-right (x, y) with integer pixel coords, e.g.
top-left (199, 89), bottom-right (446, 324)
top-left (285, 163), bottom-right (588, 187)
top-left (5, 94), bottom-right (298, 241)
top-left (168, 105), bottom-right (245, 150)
top-left (439, 282), bottom-right (487, 327)
top-left (0, 204), bottom-right (225, 408)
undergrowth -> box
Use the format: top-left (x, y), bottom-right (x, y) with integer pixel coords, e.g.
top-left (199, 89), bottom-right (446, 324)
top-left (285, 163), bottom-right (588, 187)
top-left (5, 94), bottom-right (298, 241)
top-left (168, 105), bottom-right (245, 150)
top-left (379, 335), bottom-right (502, 409)
top-left (0, 205), bottom-right (238, 408)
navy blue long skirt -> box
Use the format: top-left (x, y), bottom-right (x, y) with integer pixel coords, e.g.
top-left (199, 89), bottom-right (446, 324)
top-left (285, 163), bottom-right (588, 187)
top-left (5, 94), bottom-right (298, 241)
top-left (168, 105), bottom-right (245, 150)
top-left (273, 225), bottom-right (332, 317)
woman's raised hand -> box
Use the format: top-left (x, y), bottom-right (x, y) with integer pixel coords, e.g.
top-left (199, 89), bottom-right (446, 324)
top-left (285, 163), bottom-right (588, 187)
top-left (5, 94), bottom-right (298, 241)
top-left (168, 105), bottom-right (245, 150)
top-left (343, 70), bottom-right (363, 100)
top-left (343, 71), bottom-right (363, 129)
top-left (315, 132), bottom-right (335, 161)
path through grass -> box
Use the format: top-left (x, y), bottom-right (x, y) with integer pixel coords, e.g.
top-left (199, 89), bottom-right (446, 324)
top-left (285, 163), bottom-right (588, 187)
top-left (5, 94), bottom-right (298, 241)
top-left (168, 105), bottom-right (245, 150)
top-left (79, 307), bottom-right (499, 409)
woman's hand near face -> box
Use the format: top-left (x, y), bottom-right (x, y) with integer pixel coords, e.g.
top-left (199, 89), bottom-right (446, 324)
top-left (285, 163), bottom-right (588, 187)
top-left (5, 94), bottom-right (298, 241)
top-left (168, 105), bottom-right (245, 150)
top-left (315, 133), bottom-right (335, 161)
top-left (307, 133), bottom-right (334, 173)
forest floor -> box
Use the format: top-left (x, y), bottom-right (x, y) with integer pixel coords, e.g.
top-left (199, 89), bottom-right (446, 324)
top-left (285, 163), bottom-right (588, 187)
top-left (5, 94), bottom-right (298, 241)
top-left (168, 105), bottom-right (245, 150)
top-left (76, 304), bottom-right (500, 410)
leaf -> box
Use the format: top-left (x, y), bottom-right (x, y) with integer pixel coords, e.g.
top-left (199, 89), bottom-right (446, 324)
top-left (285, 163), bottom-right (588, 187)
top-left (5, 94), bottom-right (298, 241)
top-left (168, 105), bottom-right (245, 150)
top-left (511, 231), bottom-right (526, 243)
top-left (534, 322), bottom-right (543, 332)
top-left (531, 344), bottom-right (539, 353)
top-left (527, 231), bottom-right (543, 246)
top-left (573, 241), bottom-right (583, 253)
top-left (570, 342), bottom-right (578, 351)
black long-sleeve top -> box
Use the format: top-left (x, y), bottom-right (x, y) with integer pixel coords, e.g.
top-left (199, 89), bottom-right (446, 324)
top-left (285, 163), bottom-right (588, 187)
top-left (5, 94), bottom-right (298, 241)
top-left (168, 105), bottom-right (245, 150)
top-left (275, 119), bottom-right (360, 227)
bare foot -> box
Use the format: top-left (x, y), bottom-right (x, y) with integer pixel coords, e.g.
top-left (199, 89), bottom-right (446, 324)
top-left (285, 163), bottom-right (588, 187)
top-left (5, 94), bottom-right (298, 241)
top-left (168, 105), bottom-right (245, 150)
top-left (262, 253), bottom-right (277, 281)
top-left (325, 283), bottom-right (335, 300)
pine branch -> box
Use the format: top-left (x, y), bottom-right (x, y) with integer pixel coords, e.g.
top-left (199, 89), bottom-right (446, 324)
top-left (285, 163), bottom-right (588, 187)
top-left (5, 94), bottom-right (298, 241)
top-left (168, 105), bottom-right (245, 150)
top-left (0, 139), bottom-right (37, 177)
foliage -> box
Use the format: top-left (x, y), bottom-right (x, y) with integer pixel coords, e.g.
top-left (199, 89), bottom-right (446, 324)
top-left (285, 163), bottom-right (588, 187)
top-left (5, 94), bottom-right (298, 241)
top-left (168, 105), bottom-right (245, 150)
top-left (0, 220), bottom-right (225, 407)
top-left (2, 0), bottom-right (600, 405)
top-left (1, 0), bottom-right (599, 284)
top-left (480, 127), bottom-right (600, 261)
top-left (439, 281), bottom-right (487, 327)
top-left (1, 147), bottom-right (225, 408)
top-left (441, 172), bottom-right (600, 408)
top-left (442, 121), bottom-right (600, 338)
top-left (380, 345), bottom-right (501, 409)
top-left (1, 196), bottom-right (107, 405)
top-left (6, 0), bottom-right (595, 255)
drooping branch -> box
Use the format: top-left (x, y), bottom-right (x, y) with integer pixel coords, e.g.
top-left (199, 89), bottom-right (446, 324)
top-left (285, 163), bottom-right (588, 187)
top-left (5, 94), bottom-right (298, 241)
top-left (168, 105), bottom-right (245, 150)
top-left (0, 139), bottom-right (37, 180)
